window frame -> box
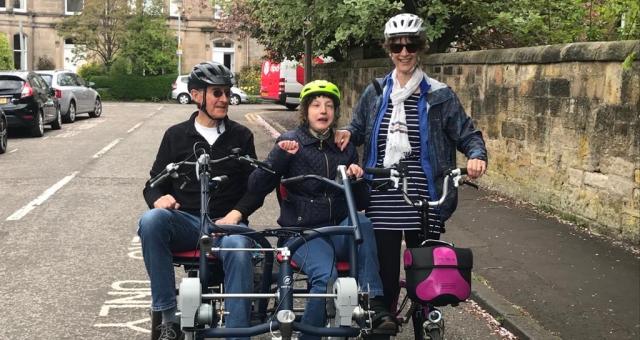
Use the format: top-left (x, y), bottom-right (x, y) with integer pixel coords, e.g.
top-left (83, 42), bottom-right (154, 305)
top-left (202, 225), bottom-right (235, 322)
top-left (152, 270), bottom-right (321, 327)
top-left (12, 0), bottom-right (26, 13)
top-left (0, 0), bottom-right (6, 12)
top-left (65, 0), bottom-right (83, 15)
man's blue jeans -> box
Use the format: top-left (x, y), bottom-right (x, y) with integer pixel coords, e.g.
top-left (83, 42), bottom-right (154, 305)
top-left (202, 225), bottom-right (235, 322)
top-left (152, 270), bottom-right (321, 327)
top-left (138, 208), bottom-right (253, 340)
top-left (289, 212), bottom-right (383, 340)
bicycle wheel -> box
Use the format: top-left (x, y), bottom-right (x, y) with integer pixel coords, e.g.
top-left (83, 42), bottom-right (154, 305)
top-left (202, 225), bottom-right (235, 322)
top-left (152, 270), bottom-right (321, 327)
top-left (412, 306), bottom-right (444, 340)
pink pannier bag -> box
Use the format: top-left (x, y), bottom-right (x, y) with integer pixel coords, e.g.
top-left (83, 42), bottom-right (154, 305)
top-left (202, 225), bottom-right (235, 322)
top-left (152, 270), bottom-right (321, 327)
top-left (403, 242), bottom-right (473, 306)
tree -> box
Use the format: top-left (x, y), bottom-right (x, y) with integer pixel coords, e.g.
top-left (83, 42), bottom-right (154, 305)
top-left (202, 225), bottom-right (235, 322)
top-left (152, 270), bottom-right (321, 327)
top-left (0, 34), bottom-right (13, 70)
top-left (56, 0), bottom-right (130, 70)
top-left (121, 0), bottom-right (177, 75)
top-left (219, 0), bottom-right (403, 60)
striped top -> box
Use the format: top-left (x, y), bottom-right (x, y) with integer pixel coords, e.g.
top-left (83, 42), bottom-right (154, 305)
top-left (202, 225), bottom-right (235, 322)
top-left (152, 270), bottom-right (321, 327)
top-left (365, 93), bottom-right (444, 232)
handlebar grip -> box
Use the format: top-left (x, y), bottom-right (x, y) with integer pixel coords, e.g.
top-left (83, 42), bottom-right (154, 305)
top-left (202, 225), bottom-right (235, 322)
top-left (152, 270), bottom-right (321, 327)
top-left (149, 172), bottom-right (171, 188)
top-left (364, 167), bottom-right (392, 176)
top-left (280, 175), bottom-right (305, 184)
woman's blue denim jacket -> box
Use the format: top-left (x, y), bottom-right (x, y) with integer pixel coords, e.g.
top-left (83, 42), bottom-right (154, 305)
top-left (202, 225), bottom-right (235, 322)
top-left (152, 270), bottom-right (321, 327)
top-left (345, 72), bottom-right (487, 222)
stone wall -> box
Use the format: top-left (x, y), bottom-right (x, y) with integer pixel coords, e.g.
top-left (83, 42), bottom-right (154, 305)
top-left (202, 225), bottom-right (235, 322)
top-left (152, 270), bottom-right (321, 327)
top-left (316, 41), bottom-right (640, 244)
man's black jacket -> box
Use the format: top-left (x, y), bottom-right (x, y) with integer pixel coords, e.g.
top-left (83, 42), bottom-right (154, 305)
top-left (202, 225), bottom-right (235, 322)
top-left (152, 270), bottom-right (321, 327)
top-left (143, 112), bottom-right (257, 219)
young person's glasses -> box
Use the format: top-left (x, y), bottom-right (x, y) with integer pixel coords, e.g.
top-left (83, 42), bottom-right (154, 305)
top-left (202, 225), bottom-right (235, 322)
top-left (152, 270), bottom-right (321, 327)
top-left (389, 43), bottom-right (419, 54)
top-left (211, 88), bottom-right (231, 98)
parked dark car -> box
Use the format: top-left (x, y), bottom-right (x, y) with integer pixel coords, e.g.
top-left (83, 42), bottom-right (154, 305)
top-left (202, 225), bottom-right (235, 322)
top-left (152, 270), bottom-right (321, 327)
top-left (37, 70), bottom-right (101, 123)
top-left (0, 71), bottom-right (62, 137)
top-left (0, 108), bottom-right (7, 154)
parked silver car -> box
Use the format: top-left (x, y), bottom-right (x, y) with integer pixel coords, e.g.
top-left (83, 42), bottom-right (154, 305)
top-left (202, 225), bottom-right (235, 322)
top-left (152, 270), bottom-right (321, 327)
top-left (171, 75), bottom-right (248, 105)
top-left (37, 70), bottom-right (102, 123)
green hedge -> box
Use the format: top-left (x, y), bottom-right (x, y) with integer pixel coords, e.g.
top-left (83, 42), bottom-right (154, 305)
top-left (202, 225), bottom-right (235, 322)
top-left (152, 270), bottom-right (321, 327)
top-left (91, 73), bottom-right (176, 101)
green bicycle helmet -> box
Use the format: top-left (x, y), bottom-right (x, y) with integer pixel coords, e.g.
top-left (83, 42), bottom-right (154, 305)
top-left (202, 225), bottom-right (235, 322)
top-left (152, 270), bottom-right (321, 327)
top-left (300, 80), bottom-right (341, 106)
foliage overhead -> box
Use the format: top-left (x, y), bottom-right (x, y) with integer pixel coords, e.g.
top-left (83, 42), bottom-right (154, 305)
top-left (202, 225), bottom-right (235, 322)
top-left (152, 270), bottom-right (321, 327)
top-left (219, 0), bottom-right (639, 58)
top-left (121, 0), bottom-right (177, 76)
top-left (56, 0), bottom-right (130, 69)
top-left (0, 34), bottom-right (13, 70)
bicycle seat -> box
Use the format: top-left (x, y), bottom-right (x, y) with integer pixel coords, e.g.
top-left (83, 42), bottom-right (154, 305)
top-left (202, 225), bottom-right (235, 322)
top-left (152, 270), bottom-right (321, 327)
top-left (172, 249), bottom-right (218, 265)
top-left (275, 253), bottom-right (350, 273)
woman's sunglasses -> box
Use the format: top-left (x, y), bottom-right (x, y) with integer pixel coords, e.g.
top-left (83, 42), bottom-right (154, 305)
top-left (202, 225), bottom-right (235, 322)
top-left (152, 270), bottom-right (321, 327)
top-left (211, 88), bottom-right (231, 98)
top-left (389, 43), bottom-right (419, 54)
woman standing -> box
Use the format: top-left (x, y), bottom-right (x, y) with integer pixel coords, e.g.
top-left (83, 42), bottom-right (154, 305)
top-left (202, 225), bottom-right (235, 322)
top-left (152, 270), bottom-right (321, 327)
top-left (335, 13), bottom-right (488, 312)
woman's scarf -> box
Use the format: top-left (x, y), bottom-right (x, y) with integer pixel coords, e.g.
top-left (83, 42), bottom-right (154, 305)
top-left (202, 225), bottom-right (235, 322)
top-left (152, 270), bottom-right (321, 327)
top-left (383, 68), bottom-right (425, 167)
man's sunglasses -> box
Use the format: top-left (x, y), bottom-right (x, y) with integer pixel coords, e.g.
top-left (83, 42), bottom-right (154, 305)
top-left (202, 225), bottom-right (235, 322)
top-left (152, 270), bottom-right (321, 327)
top-left (389, 43), bottom-right (419, 54)
top-left (211, 88), bottom-right (231, 98)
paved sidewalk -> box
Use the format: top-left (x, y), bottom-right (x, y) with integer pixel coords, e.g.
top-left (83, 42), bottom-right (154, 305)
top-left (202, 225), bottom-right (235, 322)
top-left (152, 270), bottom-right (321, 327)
top-left (446, 187), bottom-right (640, 339)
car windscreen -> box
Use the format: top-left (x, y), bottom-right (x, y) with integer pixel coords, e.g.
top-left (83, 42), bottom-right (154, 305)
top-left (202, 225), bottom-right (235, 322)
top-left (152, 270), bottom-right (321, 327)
top-left (0, 77), bottom-right (24, 93)
top-left (39, 74), bottom-right (53, 86)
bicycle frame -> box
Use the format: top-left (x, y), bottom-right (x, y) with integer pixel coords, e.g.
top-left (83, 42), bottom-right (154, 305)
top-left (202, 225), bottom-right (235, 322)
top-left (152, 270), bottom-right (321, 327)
top-left (156, 160), bottom-right (373, 340)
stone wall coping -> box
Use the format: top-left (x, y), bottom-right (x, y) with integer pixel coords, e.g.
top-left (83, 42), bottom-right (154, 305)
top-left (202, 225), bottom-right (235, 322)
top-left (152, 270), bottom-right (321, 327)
top-left (317, 41), bottom-right (640, 68)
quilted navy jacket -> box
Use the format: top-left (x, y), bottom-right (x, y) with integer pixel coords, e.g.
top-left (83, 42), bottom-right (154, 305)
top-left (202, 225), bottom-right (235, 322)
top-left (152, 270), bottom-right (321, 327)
top-left (246, 126), bottom-right (360, 228)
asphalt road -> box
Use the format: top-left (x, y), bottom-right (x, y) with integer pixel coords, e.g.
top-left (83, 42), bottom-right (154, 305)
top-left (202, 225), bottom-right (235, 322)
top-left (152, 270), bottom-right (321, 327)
top-left (0, 102), bottom-right (512, 340)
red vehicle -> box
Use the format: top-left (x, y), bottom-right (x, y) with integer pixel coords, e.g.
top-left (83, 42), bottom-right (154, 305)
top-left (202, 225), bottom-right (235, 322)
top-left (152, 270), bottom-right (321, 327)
top-left (260, 57), bottom-right (332, 111)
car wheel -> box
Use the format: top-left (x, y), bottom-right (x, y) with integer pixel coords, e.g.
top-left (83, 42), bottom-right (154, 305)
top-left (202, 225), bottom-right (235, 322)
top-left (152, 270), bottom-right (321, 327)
top-left (63, 101), bottom-right (76, 123)
top-left (0, 116), bottom-right (7, 154)
top-left (285, 103), bottom-right (298, 111)
top-left (30, 111), bottom-right (45, 137)
top-left (89, 98), bottom-right (102, 118)
top-left (51, 105), bottom-right (62, 130)
top-left (230, 94), bottom-right (241, 106)
top-left (177, 93), bottom-right (191, 104)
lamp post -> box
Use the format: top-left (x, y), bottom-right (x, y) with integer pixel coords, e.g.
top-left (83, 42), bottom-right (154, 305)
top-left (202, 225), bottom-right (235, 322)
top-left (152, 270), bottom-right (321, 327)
top-left (173, 0), bottom-right (183, 75)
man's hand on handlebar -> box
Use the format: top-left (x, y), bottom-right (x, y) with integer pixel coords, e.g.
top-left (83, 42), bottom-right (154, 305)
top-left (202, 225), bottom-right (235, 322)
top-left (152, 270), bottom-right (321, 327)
top-left (278, 140), bottom-right (300, 154)
top-left (466, 158), bottom-right (487, 179)
top-left (334, 129), bottom-right (351, 151)
top-left (154, 194), bottom-right (181, 210)
top-left (346, 164), bottom-right (364, 178)
top-left (215, 209), bottom-right (243, 225)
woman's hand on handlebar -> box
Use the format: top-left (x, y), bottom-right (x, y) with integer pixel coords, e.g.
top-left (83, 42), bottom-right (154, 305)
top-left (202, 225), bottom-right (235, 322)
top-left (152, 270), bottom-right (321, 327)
top-left (278, 140), bottom-right (299, 154)
top-left (346, 164), bottom-right (364, 178)
top-left (154, 194), bottom-right (181, 210)
top-left (215, 209), bottom-right (243, 225)
top-left (466, 158), bottom-right (487, 179)
top-left (334, 129), bottom-right (351, 151)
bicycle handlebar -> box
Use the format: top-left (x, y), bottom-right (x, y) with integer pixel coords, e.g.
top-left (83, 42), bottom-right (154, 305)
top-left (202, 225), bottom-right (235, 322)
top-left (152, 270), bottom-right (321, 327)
top-left (147, 150), bottom-right (273, 188)
top-left (365, 166), bottom-right (471, 207)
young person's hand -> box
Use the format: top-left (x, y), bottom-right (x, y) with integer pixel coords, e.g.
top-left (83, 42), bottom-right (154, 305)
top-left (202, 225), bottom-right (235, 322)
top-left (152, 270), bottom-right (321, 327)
top-left (334, 130), bottom-right (351, 151)
top-left (278, 140), bottom-right (300, 154)
top-left (153, 194), bottom-right (181, 209)
top-left (466, 158), bottom-right (487, 179)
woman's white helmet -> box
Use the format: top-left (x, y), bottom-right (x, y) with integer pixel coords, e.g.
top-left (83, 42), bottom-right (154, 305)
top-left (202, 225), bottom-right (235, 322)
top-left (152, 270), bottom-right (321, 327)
top-left (384, 13), bottom-right (424, 39)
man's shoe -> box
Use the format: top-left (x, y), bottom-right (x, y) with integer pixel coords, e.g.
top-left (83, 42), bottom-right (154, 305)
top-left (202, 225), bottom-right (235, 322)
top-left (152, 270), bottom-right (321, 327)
top-left (369, 298), bottom-right (398, 332)
top-left (157, 322), bottom-right (184, 340)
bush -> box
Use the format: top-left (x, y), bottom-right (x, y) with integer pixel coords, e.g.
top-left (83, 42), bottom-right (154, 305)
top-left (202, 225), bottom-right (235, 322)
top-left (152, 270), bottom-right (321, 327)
top-left (236, 65), bottom-right (261, 95)
top-left (0, 34), bottom-right (13, 70)
top-left (77, 62), bottom-right (106, 80)
top-left (91, 73), bottom-right (176, 101)
top-left (36, 56), bottom-right (55, 70)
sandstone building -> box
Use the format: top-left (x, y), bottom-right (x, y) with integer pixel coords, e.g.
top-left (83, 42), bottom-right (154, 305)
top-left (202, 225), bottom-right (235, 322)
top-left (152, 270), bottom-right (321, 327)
top-left (0, 0), bottom-right (264, 73)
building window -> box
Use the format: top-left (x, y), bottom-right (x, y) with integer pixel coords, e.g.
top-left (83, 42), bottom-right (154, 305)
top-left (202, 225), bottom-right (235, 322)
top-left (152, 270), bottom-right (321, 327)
top-left (0, 1), bottom-right (6, 11)
top-left (213, 4), bottom-right (224, 19)
top-left (169, 0), bottom-right (181, 17)
top-left (13, 33), bottom-right (27, 70)
top-left (65, 0), bottom-right (83, 14)
top-left (12, 0), bottom-right (26, 12)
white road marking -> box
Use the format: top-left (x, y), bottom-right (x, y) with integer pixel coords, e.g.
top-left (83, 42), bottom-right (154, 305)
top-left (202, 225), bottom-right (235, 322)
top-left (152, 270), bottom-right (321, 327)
top-left (6, 171), bottom-right (78, 221)
top-left (95, 280), bottom-right (151, 333)
top-left (9, 148), bottom-right (18, 153)
top-left (93, 138), bottom-right (122, 158)
top-left (249, 113), bottom-right (282, 138)
top-left (42, 136), bottom-right (49, 140)
top-left (156, 105), bottom-right (164, 111)
top-left (94, 317), bottom-right (151, 333)
top-left (127, 122), bottom-right (143, 133)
